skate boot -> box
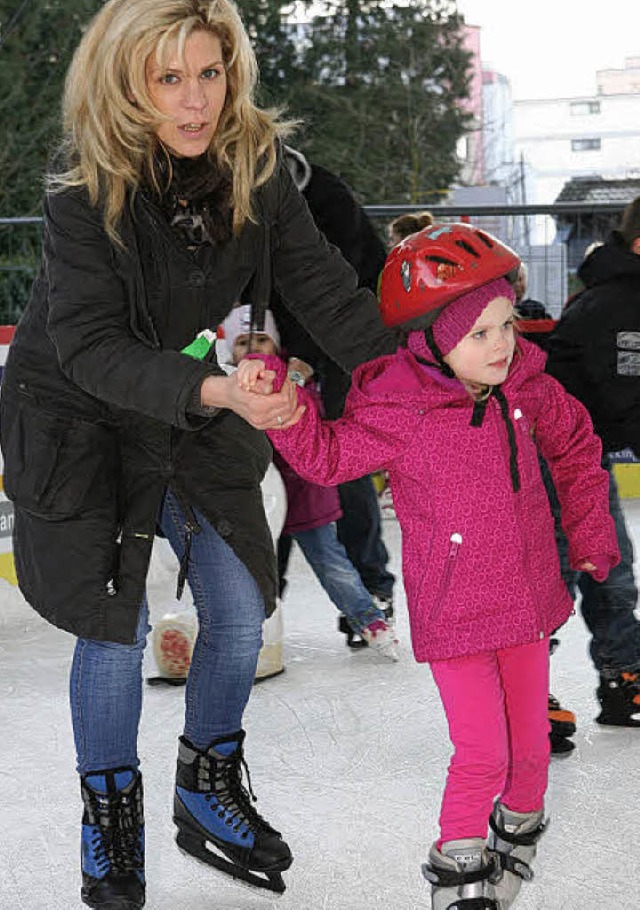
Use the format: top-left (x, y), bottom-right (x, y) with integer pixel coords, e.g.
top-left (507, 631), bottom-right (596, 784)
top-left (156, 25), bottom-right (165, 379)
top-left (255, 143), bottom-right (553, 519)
top-left (338, 613), bottom-right (367, 649)
top-left (174, 730), bottom-right (293, 894)
top-left (488, 802), bottom-right (547, 909)
top-left (596, 670), bottom-right (640, 726)
top-left (338, 594), bottom-right (395, 648)
top-left (548, 693), bottom-right (576, 755)
top-left (80, 768), bottom-right (145, 909)
top-left (361, 619), bottom-right (399, 661)
top-left (422, 838), bottom-right (498, 909)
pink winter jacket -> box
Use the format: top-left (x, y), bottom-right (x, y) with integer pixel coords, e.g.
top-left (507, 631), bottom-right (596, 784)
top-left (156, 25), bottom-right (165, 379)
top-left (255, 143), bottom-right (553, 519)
top-left (264, 338), bottom-right (619, 663)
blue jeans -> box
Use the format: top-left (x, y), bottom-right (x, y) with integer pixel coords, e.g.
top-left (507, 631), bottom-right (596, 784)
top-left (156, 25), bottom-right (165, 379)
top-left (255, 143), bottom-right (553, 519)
top-left (541, 456), bottom-right (640, 675)
top-left (70, 489), bottom-right (265, 774)
top-left (292, 523), bottom-right (383, 633)
top-left (336, 474), bottom-right (395, 600)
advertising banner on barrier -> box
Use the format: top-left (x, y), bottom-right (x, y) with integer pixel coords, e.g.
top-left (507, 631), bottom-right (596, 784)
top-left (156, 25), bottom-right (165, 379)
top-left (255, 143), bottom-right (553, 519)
top-left (0, 325), bottom-right (17, 584)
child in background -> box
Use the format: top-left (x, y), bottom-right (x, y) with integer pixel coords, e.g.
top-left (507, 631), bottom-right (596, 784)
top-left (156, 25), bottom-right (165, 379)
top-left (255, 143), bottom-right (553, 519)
top-left (222, 305), bottom-right (399, 661)
top-left (242, 224), bottom-right (619, 909)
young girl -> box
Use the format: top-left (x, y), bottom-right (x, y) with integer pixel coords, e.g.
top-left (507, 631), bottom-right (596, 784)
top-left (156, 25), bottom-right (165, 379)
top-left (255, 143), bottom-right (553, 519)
top-left (223, 304), bottom-right (399, 660)
top-left (239, 223), bottom-right (619, 909)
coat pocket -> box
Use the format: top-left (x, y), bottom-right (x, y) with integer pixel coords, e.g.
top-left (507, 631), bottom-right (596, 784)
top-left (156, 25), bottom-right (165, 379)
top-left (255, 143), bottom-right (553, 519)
top-left (1, 391), bottom-right (116, 521)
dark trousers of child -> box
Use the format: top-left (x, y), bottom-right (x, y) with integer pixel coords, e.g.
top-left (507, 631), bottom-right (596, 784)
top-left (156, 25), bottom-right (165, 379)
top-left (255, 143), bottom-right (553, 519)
top-left (542, 456), bottom-right (640, 674)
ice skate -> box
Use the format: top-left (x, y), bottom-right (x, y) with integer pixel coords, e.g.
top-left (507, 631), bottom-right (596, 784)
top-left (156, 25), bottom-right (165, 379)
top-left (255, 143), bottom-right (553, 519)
top-left (80, 768), bottom-right (145, 909)
top-left (361, 619), bottom-right (399, 661)
top-left (174, 731), bottom-right (292, 894)
top-left (596, 670), bottom-right (640, 726)
top-left (338, 594), bottom-right (395, 650)
top-left (422, 838), bottom-right (498, 909)
top-left (548, 693), bottom-right (576, 755)
top-left (373, 593), bottom-right (395, 626)
top-left (488, 802), bottom-right (547, 909)
top-left (338, 613), bottom-right (367, 648)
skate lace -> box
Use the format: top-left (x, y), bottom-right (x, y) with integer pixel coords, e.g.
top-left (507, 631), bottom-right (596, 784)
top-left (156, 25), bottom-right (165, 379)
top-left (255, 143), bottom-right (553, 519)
top-left (205, 751), bottom-right (274, 838)
top-left (89, 789), bottom-right (143, 876)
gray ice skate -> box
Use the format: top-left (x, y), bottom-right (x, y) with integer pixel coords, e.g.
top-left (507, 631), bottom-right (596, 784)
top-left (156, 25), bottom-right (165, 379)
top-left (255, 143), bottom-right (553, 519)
top-left (422, 837), bottom-right (498, 909)
top-left (487, 802), bottom-right (548, 909)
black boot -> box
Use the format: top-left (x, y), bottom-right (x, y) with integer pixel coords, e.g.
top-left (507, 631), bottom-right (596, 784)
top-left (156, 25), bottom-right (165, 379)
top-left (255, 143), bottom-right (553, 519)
top-left (174, 731), bottom-right (292, 894)
top-left (548, 693), bottom-right (576, 755)
top-left (338, 595), bottom-right (394, 649)
top-left (596, 670), bottom-right (640, 726)
top-left (80, 768), bottom-right (145, 909)
top-left (338, 614), bottom-right (367, 648)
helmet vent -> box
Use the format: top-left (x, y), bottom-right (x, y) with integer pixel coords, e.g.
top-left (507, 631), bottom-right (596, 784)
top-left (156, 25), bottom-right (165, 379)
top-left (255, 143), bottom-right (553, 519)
top-left (475, 231), bottom-right (495, 249)
top-left (424, 255), bottom-right (457, 266)
top-left (455, 239), bottom-right (480, 257)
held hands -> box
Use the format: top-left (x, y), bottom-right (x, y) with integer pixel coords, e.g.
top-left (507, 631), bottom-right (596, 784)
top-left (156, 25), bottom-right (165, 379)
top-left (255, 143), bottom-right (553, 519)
top-left (578, 555), bottom-right (612, 583)
top-left (200, 359), bottom-right (305, 430)
top-left (236, 358), bottom-right (276, 394)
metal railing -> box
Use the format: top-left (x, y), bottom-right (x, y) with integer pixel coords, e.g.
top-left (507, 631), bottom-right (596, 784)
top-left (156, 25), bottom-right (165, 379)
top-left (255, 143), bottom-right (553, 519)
top-left (0, 202), bottom-right (626, 322)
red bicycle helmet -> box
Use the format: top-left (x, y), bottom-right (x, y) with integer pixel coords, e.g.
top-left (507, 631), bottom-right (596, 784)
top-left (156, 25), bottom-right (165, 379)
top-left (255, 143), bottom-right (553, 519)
top-left (379, 222), bottom-right (520, 328)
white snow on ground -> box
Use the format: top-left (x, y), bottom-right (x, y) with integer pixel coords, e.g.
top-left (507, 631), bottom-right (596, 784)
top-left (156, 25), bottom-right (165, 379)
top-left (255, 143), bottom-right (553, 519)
top-left (2, 505), bottom-right (640, 909)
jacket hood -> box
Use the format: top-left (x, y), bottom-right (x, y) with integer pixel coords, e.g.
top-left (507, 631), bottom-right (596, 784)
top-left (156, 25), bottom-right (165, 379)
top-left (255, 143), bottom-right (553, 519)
top-left (350, 334), bottom-right (546, 410)
top-left (283, 146), bottom-right (312, 192)
top-left (578, 230), bottom-right (640, 288)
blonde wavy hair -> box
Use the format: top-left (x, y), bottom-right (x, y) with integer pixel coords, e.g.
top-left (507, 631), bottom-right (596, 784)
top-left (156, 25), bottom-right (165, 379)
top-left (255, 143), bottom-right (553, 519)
top-left (50, 0), bottom-right (291, 243)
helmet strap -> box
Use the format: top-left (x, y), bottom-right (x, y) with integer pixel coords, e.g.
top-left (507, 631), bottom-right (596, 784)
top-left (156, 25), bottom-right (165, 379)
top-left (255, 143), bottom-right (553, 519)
top-left (423, 327), bottom-right (456, 379)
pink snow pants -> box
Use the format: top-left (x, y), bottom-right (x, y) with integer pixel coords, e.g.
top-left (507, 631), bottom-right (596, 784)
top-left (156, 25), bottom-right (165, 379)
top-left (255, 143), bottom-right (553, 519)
top-left (430, 637), bottom-right (550, 845)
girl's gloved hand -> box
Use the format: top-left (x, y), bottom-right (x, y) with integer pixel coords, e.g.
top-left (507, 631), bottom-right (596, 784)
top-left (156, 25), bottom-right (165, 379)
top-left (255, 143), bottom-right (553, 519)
top-left (579, 555), bottom-right (614, 583)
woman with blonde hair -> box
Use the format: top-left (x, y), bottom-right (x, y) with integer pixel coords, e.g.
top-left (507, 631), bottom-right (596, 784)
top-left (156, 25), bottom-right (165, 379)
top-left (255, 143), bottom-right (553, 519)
top-left (0, 0), bottom-right (397, 906)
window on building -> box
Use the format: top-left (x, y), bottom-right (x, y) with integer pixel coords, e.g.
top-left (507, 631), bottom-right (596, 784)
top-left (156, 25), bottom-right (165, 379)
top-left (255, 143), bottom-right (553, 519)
top-left (571, 138), bottom-right (601, 152)
top-left (570, 101), bottom-right (601, 115)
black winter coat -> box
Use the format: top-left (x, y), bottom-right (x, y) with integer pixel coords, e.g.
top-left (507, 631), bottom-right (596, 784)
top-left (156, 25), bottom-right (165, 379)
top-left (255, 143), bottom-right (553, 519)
top-left (0, 157), bottom-right (397, 643)
top-left (546, 231), bottom-right (640, 455)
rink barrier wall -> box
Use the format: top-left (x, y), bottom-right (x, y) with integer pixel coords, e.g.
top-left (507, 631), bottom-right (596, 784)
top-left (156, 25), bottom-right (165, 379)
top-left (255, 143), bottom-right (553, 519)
top-left (0, 321), bottom-right (637, 592)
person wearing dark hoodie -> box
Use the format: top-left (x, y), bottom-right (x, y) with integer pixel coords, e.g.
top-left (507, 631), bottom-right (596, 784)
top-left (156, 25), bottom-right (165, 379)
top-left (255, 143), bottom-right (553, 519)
top-left (546, 197), bottom-right (640, 727)
top-left (272, 147), bottom-right (396, 644)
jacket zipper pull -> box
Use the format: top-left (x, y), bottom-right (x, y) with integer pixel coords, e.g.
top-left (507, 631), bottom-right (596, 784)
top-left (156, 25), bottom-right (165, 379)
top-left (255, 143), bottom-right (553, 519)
top-left (448, 532), bottom-right (463, 557)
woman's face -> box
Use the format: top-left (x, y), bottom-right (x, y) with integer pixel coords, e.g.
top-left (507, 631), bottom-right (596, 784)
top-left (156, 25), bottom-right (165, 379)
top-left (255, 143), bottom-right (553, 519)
top-left (146, 30), bottom-right (227, 158)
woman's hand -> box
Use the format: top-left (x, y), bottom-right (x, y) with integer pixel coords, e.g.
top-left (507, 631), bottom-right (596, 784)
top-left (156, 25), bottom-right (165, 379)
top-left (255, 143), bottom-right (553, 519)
top-left (200, 372), bottom-right (305, 430)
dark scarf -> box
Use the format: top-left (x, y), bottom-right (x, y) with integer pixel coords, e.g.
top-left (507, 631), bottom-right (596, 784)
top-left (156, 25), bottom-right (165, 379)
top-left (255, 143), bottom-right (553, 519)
top-left (148, 151), bottom-right (234, 246)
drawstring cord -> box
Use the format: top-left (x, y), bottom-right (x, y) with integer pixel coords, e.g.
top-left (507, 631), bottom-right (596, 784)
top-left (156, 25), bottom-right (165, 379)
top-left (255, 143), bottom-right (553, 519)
top-left (412, 343), bottom-right (521, 493)
top-left (493, 387), bottom-right (521, 493)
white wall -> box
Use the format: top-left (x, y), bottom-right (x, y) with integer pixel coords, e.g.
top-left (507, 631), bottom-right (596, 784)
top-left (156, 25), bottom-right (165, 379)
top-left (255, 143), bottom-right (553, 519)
top-left (514, 93), bottom-right (640, 202)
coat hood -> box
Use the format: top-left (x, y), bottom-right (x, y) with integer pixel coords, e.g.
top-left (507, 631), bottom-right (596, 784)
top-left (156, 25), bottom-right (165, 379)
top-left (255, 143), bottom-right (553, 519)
top-left (578, 230), bottom-right (640, 289)
top-left (350, 333), bottom-right (547, 412)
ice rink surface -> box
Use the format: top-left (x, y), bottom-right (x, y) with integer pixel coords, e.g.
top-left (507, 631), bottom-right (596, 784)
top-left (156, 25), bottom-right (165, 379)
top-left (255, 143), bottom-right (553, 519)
top-left (2, 503), bottom-right (640, 910)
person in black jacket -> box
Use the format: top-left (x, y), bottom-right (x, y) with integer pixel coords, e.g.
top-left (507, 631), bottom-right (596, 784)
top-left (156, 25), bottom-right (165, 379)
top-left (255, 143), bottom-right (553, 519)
top-left (546, 199), bottom-right (640, 727)
top-left (272, 147), bottom-right (396, 644)
top-left (0, 1), bottom-right (398, 906)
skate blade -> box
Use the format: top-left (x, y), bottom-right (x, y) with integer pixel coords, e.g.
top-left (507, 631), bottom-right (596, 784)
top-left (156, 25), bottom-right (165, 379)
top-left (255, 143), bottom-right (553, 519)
top-left (595, 712), bottom-right (640, 728)
top-left (176, 830), bottom-right (290, 896)
top-left (146, 676), bottom-right (187, 687)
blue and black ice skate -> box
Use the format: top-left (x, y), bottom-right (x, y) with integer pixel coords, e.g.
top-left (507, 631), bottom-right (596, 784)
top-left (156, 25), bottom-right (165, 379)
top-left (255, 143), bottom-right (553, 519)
top-left (80, 767), bottom-right (145, 909)
top-left (174, 730), bottom-right (293, 894)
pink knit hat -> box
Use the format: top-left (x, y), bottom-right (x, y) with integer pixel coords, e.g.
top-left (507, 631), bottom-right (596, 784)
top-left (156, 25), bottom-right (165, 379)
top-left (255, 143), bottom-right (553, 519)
top-left (432, 277), bottom-right (515, 356)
